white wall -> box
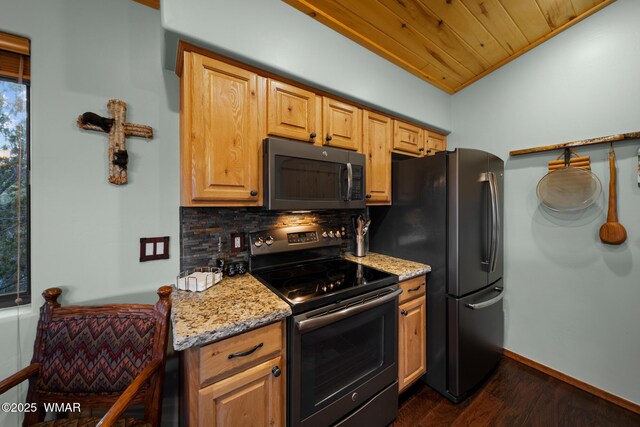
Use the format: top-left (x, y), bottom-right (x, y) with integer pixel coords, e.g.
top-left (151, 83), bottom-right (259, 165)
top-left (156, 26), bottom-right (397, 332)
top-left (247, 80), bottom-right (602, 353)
top-left (161, 0), bottom-right (451, 132)
top-left (0, 0), bottom-right (180, 424)
top-left (450, 0), bottom-right (640, 405)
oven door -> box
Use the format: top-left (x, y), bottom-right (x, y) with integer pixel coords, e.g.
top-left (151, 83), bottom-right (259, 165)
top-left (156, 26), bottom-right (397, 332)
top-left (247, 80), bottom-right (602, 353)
top-left (289, 287), bottom-right (400, 427)
top-left (264, 137), bottom-right (365, 210)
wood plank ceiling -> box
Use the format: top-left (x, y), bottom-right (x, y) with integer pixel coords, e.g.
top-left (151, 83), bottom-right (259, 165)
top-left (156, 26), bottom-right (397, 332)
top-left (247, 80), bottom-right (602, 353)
top-left (283, 0), bottom-right (615, 93)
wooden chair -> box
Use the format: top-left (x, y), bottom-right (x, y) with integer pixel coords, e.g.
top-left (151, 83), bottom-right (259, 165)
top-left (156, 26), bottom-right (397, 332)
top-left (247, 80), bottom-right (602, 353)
top-left (0, 286), bottom-right (172, 427)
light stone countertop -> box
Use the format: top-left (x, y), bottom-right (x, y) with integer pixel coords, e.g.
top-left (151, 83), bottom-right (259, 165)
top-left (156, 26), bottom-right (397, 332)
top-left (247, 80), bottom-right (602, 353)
top-left (171, 252), bottom-right (429, 351)
top-left (343, 252), bottom-right (431, 281)
top-left (170, 274), bottom-right (291, 351)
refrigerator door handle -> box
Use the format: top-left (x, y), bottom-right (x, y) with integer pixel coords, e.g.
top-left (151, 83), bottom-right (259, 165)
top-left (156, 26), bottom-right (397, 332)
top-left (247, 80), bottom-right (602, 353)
top-left (488, 171), bottom-right (500, 272)
top-left (465, 287), bottom-right (504, 310)
top-left (479, 172), bottom-right (497, 270)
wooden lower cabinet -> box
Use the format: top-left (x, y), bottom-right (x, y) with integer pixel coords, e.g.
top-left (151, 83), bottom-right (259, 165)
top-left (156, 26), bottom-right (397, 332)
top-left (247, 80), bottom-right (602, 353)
top-left (182, 321), bottom-right (286, 426)
top-left (398, 276), bottom-right (427, 393)
top-left (198, 356), bottom-right (283, 427)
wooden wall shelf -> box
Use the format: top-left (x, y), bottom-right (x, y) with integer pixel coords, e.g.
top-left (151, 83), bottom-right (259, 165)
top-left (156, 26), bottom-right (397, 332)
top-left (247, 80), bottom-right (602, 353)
top-left (510, 132), bottom-right (640, 156)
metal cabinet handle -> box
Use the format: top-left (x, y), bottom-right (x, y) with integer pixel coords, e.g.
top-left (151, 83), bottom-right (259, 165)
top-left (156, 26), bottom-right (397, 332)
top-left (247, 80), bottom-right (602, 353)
top-left (407, 284), bottom-right (422, 292)
top-left (310, 132), bottom-right (317, 139)
top-left (401, 309), bottom-right (409, 316)
top-left (227, 342), bottom-right (263, 359)
top-left (250, 190), bottom-right (258, 197)
top-left (326, 134), bottom-right (332, 141)
top-left (272, 366), bottom-right (281, 377)
top-left (365, 194), bottom-right (372, 199)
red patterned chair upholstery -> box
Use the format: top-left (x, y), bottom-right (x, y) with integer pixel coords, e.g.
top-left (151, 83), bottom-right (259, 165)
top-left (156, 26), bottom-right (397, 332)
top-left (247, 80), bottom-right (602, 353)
top-left (0, 286), bottom-right (172, 427)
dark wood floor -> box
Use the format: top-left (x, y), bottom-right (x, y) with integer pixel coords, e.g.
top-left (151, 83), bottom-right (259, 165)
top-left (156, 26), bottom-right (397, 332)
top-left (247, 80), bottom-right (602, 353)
top-left (394, 357), bottom-right (640, 427)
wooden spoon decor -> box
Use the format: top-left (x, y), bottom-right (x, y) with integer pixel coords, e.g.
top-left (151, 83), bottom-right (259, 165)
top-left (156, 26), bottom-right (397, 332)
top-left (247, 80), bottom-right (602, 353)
top-left (599, 146), bottom-right (627, 245)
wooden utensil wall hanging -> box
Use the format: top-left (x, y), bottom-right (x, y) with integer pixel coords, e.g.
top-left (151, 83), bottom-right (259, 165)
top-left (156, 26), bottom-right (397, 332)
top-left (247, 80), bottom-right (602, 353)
top-left (77, 99), bottom-right (153, 185)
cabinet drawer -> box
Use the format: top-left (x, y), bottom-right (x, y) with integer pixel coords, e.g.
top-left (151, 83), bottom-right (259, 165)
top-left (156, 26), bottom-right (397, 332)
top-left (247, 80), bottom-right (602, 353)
top-left (399, 276), bottom-right (426, 304)
top-left (198, 321), bottom-right (283, 386)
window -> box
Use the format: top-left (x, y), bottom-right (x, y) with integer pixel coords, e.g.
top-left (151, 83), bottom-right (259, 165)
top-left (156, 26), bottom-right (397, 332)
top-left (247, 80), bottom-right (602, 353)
top-left (0, 32), bottom-right (30, 308)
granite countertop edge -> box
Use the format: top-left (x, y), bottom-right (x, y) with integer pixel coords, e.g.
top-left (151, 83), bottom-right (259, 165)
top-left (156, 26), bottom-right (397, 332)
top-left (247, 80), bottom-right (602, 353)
top-left (172, 307), bottom-right (290, 352)
top-left (342, 252), bottom-right (431, 281)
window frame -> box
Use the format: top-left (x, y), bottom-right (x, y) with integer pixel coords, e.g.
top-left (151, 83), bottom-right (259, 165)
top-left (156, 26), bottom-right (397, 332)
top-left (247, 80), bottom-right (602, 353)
top-left (0, 74), bottom-right (31, 308)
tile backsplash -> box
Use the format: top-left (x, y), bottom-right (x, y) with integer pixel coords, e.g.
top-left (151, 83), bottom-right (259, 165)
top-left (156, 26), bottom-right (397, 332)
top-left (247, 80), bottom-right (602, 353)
top-left (180, 207), bottom-right (365, 272)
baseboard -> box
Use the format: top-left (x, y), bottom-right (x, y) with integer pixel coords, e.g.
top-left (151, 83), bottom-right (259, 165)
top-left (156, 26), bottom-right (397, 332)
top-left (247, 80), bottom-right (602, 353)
top-left (503, 349), bottom-right (640, 415)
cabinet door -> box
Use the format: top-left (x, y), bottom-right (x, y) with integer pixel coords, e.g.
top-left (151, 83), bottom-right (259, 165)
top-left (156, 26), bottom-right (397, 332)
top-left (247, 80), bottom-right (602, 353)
top-left (267, 79), bottom-right (317, 143)
top-left (398, 296), bottom-right (427, 393)
top-left (198, 356), bottom-right (284, 427)
top-left (183, 52), bottom-right (261, 205)
top-left (363, 111), bottom-right (391, 205)
top-left (322, 97), bottom-right (362, 151)
top-left (425, 131), bottom-right (447, 156)
top-left (393, 120), bottom-right (424, 156)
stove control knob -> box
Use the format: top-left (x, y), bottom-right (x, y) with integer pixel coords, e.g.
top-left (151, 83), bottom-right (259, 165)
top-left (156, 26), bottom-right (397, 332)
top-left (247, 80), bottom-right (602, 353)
top-left (335, 231), bottom-right (341, 238)
top-left (322, 231), bottom-right (328, 238)
top-left (254, 237), bottom-right (264, 248)
top-left (265, 235), bottom-right (275, 246)
top-left (328, 231), bottom-right (335, 238)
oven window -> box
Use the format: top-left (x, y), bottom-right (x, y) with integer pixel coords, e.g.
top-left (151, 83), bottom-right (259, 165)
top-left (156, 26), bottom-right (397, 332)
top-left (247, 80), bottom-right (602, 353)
top-left (275, 155), bottom-right (344, 201)
top-left (298, 302), bottom-right (394, 419)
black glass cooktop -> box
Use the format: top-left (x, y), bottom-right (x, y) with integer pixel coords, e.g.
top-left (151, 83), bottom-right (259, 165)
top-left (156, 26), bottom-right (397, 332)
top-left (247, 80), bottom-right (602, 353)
top-left (253, 258), bottom-right (398, 313)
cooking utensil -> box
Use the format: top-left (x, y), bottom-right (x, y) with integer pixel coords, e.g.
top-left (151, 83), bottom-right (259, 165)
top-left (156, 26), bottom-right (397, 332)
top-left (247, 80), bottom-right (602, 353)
top-left (599, 146), bottom-right (627, 245)
top-left (362, 219), bottom-right (371, 236)
top-left (537, 148), bottom-right (602, 212)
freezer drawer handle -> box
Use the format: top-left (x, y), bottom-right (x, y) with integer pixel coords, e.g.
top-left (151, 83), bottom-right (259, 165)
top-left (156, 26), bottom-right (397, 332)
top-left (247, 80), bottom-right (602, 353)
top-left (465, 287), bottom-right (504, 310)
top-left (296, 288), bottom-right (402, 332)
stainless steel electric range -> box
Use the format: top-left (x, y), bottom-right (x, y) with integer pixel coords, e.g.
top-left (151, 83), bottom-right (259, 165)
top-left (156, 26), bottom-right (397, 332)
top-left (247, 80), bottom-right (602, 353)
top-left (249, 224), bottom-right (400, 427)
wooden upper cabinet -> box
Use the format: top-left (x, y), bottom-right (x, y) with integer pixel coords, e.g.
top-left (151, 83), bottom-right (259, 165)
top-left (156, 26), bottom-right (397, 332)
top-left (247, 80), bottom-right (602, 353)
top-left (267, 79), bottom-right (318, 143)
top-left (322, 97), bottom-right (362, 152)
top-left (181, 52), bottom-right (262, 206)
top-left (363, 111), bottom-right (392, 205)
top-left (393, 120), bottom-right (424, 156)
top-left (425, 131), bottom-right (447, 155)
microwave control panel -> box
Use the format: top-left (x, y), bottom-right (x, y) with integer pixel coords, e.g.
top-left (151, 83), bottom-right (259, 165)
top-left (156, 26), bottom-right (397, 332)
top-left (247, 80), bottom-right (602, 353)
top-left (351, 165), bottom-right (364, 200)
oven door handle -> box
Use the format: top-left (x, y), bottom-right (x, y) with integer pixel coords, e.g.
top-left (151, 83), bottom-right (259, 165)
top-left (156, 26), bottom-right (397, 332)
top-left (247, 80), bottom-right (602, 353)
top-left (296, 288), bottom-right (402, 332)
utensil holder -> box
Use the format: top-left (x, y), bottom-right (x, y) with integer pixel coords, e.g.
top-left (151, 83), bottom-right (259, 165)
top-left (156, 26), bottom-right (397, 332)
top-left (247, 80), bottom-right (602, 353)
top-left (354, 235), bottom-right (366, 257)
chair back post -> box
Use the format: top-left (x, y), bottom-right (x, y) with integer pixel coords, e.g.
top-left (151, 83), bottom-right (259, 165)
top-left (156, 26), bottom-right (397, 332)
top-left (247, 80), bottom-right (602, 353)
top-left (144, 285), bottom-right (173, 427)
top-left (24, 288), bottom-right (64, 425)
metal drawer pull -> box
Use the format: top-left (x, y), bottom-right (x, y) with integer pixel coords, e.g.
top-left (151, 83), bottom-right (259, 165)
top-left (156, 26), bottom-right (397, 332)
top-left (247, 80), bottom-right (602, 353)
top-left (272, 366), bottom-right (281, 377)
top-left (296, 288), bottom-right (402, 332)
top-left (407, 284), bottom-right (423, 292)
top-left (400, 309), bottom-right (409, 316)
top-left (465, 287), bottom-right (504, 310)
top-left (227, 342), bottom-right (264, 359)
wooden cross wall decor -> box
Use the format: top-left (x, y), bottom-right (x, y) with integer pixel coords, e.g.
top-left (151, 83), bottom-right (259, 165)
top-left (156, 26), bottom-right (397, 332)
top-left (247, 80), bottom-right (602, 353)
top-left (77, 99), bottom-right (153, 185)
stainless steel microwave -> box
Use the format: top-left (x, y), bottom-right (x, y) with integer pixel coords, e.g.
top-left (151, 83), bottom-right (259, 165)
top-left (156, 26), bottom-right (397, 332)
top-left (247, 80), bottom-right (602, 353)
top-left (263, 137), bottom-right (366, 210)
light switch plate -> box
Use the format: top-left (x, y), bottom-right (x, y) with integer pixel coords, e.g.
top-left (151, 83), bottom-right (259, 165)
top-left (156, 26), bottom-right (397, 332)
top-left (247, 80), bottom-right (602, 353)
top-left (140, 236), bottom-right (170, 262)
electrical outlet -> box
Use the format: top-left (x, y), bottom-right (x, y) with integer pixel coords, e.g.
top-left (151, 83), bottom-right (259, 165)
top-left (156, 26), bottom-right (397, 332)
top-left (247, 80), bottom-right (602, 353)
top-left (230, 233), bottom-right (245, 254)
top-left (140, 236), bottom-right (169, 262)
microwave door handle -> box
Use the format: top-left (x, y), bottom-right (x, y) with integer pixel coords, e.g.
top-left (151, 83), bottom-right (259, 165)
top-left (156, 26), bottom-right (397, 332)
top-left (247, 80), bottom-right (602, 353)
top-left (346, 162), bottom-right (353, 201)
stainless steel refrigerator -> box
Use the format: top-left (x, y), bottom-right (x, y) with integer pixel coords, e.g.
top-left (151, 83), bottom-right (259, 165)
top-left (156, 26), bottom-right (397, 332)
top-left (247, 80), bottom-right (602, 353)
top-left (369, 148), bottom-right (504, 403)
